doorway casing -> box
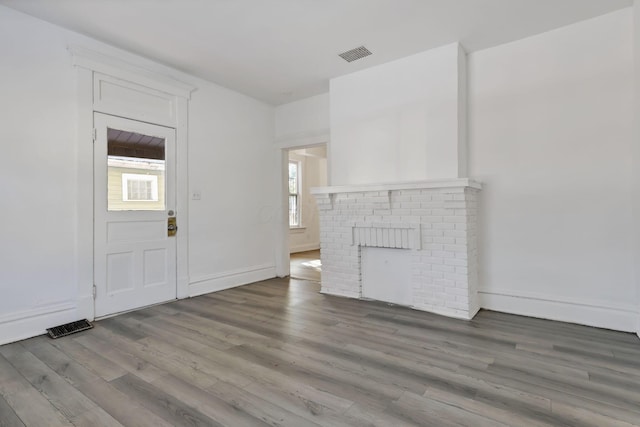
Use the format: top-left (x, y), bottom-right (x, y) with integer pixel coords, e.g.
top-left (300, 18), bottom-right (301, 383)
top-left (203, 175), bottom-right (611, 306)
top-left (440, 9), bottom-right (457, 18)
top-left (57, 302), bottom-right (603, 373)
top-left (275, 134), bottom-right (330, 278)
top-left (71, 46), bottom-right (195, 321)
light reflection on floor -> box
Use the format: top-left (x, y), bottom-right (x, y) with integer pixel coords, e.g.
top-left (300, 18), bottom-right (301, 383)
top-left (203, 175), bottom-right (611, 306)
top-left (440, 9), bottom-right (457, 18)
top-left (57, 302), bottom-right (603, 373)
top-left (290, 249), bottom-right (321, 282)
top-left (301, 259), bottom-right (321, 269)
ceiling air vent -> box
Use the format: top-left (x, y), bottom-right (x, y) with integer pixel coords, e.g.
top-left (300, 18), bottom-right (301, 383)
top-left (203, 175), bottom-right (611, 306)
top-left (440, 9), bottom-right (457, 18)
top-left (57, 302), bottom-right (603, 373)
top-left (338, 46), bottom-right (372, 63)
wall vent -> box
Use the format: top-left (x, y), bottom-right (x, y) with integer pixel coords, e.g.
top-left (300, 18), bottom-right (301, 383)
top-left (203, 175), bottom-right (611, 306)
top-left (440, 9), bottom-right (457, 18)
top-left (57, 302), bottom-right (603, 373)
top-left (338, 46), bottom-right (372, 63)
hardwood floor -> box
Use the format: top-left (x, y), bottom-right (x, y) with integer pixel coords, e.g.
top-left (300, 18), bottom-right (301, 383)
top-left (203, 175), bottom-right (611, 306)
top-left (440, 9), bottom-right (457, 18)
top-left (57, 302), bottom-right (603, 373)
top-left (290, 250), bottom-right (321, 282)
top-left (1, 277), bottom-right (640, 426)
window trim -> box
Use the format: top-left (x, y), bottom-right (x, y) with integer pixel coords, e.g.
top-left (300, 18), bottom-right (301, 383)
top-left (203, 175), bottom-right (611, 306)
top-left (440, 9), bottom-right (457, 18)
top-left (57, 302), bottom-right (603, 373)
top-left (288, 160), bottom-right (301, 228)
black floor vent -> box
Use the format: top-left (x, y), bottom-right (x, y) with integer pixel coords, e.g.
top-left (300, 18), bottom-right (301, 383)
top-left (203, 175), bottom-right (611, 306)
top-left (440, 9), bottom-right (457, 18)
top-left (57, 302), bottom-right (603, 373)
top-left (47, 319), bottom-right (93, 339)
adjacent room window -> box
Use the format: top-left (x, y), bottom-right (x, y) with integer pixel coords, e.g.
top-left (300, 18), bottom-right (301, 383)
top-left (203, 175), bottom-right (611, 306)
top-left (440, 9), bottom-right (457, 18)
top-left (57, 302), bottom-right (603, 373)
top-left (107, 127), bottom-right (166, 211)
top-left (289, 161), bottom-right (301, 227)
top-left (122, 173), bottom-right (159, 202)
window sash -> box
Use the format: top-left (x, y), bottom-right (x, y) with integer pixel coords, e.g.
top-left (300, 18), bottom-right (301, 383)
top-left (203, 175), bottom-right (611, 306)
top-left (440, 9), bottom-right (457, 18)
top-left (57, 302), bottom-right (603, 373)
top-left (288, 161), bottom-right (300, 227)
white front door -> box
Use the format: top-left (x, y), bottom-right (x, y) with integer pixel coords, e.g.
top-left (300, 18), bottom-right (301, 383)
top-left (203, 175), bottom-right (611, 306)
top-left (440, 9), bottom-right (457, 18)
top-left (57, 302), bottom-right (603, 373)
top-left (94, 113), bottom-right (177, 317)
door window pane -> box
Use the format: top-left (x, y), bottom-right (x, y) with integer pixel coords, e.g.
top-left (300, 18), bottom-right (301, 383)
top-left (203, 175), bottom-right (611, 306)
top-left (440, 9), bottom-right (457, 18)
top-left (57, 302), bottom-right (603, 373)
top-left (107, 128), bottom-right (165, 211)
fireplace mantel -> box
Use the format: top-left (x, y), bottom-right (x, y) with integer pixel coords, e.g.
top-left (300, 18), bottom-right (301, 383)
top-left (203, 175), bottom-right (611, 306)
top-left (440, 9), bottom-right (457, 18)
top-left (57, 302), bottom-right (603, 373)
top-left (310, 178), bottom-right (481, 195)
top-left (311, 179), bottom-right (481, 320)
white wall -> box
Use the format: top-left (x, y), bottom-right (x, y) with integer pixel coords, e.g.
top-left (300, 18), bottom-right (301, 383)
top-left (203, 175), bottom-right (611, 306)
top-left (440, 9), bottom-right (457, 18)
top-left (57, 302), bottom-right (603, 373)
top-left (273, 94), bottom-right (330, 274)
top-left (0, 5), bottom-right (277, 344)
top-left (289, 148), bottom-right (327, 253)
top-left (330, 43), bottom-right (466, 186)
top-left (0, 7), bottom-right (78, 336)
top-left (187, 79), bottom-right (276, 295)
top-left (469, 9), bottom-right (636, 331)
top-left (634, 0), bottom-right (640, 335)
top-left (275, 93), bottom-right (329, 142)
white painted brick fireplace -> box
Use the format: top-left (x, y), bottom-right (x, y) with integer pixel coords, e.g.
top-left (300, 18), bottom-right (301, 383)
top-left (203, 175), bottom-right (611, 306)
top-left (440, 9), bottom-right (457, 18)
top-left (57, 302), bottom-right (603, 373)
top-left (311, 179), bottom-right (481, 320)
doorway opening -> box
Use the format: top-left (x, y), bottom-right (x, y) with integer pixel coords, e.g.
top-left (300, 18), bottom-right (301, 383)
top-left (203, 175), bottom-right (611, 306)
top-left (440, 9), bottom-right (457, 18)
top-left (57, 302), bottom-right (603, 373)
top-left (286, 145), bottom-right (327, 282)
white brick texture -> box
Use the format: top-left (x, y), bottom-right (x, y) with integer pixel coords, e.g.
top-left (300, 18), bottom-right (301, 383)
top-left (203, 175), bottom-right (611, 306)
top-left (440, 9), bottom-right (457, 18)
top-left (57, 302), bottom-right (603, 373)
top-left (314, 185), bottom-right (481, 320)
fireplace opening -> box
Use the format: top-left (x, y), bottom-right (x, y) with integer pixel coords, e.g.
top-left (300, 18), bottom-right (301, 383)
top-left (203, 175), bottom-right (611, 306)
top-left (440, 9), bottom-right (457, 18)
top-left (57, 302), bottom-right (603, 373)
top-left (361, 247), bottom-right (412, 306)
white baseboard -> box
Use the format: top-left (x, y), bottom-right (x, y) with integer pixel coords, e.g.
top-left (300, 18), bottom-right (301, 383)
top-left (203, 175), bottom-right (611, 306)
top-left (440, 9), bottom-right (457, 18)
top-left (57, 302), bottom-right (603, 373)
top-left (479, 289), bottom-right (638, 333)
top-left (76, 295), bottom-right (94, 321)
top-left (410, 305), bottom-right (475, 321)
top-left (177, 275), bottom-right (190, 299)
top-left (320, 288), bottom-right (360, 299)
top-left (290, 243), bottom-right (320, 254)
top-left (0, 302), bottom-right (80, 346)
top-left (188, 264), bottom-right (276, 297)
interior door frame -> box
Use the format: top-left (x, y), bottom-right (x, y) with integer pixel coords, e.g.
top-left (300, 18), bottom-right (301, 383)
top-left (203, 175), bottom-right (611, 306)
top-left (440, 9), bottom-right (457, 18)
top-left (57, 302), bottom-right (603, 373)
top-left (274, 136), bottom-right (330, 278)
top-left (72, 46), bottom-right (194, 321)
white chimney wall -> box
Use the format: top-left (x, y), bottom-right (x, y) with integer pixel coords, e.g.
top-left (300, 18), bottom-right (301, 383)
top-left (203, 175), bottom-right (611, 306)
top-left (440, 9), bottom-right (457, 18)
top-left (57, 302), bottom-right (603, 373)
top-left (330, 43), bottom-right (467, 186)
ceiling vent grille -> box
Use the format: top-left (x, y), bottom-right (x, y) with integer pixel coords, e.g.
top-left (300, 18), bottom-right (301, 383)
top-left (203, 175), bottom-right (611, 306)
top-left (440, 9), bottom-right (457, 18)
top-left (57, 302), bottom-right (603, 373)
top-left (338, 46), bottom-right (372, 63)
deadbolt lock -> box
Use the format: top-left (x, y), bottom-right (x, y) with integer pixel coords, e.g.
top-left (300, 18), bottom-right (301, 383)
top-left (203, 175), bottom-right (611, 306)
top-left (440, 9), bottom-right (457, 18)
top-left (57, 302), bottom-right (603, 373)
top-left (168, 217), bottom-right (178, 236)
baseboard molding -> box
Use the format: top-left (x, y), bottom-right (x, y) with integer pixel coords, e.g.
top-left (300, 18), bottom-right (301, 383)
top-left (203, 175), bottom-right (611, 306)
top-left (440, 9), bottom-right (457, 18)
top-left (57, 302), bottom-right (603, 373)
top-left (188, 264), bottom-right (276, 297)
top-left (469, 304), bottom-right (481, 320)
top-left (319, 289), bottom-right (360, 299)
top-left (0, 301), bottom-right (79, 346)
top-left (177, 275), bottom-right (190, 299)
top-left (479, 289), bottom-right (638, 332)
top-left (290, 243), bottom-right (320, 254)
top-left (76, 295), bottom-right (94, 321)
top-left (410, 305), bottom-right (475, 321)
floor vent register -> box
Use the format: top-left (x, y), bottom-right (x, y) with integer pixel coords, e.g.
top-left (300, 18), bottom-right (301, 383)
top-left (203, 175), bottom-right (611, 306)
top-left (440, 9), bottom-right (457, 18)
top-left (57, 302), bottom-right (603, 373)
top-left (46, 319), bottom-right (94, 339)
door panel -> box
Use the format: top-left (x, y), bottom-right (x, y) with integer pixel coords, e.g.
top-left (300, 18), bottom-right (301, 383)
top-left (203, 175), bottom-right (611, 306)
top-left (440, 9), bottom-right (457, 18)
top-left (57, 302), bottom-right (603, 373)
top-left (106, 252), bottom-right (134, 294)
top-left (94, 113), bottom-right (177, 317)
top-left (107, 221), bottom-right (165, 242)
top-left (143, 248), bottom-right (167, 286)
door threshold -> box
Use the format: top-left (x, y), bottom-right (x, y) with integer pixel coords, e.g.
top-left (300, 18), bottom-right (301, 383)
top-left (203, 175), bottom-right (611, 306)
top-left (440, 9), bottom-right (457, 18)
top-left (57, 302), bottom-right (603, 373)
top-left (95, 298), bottom-right (178, 321)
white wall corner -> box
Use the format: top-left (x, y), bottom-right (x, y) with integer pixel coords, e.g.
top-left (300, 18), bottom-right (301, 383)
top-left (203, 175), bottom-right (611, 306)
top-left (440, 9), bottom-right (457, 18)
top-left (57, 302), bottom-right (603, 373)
top-left (457, 43), bottom-right (469, 178)
top-left (175, 96), bottom-right (190, 300)
top-left (275, 148), bottom-right (291, 277)
top-left (75, 66), bottom-right (95, 323)
top-left (634, 0), bottom-right (640, 337)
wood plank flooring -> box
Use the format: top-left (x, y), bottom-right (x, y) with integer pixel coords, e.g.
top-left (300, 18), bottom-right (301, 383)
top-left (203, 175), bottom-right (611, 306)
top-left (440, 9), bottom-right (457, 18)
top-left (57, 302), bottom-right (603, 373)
top-left (290, 250), bottom-right (321, 282)
top-left (1, 277), bottom-right (640, 426)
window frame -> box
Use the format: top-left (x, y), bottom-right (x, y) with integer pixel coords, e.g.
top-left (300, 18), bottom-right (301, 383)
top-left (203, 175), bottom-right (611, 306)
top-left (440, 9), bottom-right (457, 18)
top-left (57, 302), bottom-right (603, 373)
top-left (288, 160), bottom-right (302, 228)
top-left (121, 173), bottom-right (159, 202)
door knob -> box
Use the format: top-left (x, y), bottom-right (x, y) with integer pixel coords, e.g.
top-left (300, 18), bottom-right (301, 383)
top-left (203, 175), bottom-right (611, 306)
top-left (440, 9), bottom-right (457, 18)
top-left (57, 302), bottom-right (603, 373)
top-left (168, 218), bottom-right (178, 236)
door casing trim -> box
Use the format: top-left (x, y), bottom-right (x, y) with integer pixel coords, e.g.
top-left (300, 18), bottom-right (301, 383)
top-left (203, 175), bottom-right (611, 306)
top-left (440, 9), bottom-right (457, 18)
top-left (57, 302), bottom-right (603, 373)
top-left (72, 47), bottom-right (194, 320)
top-left (275, 136), bottom-right (330, 278)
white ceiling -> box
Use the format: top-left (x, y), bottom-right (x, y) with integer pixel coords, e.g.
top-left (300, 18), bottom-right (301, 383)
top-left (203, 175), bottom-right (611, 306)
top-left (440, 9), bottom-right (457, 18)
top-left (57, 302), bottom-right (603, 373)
top-left (1, 0), bottom-right (632, 105)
